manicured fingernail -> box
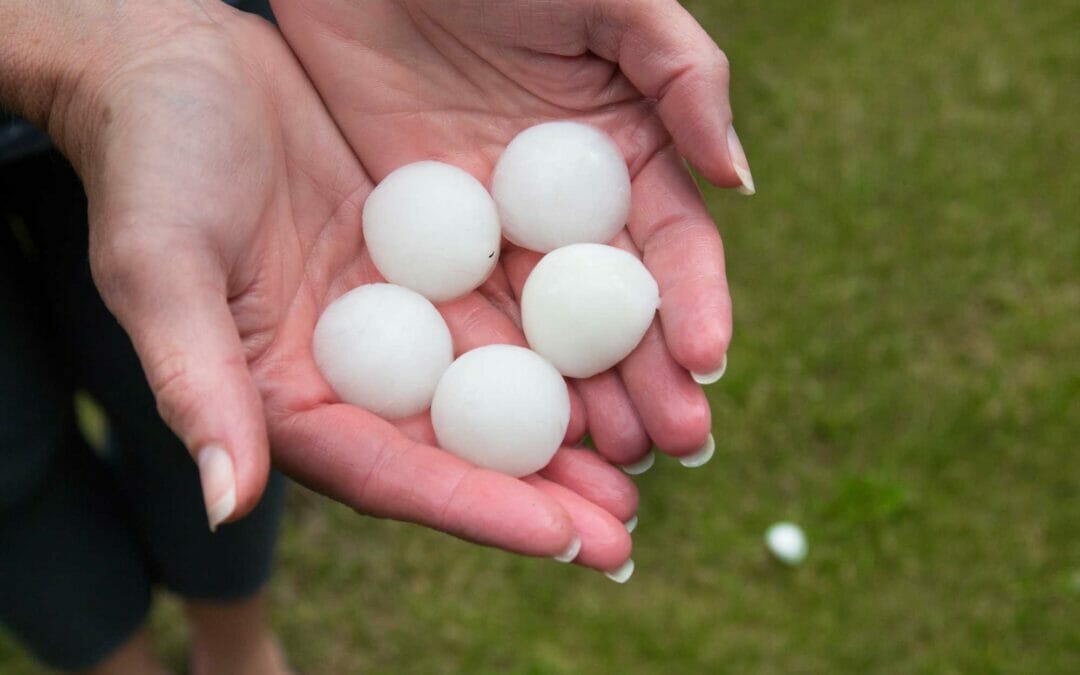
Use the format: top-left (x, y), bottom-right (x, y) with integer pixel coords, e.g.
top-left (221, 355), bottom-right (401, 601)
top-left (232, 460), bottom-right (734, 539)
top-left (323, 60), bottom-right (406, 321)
top-left (680, 433), bottom-right (715, 468)
top-left (604, 559), bottom-right (635, 584)
top-left (620, 451), bottom-right (655, 475)
top-left (624, 515), bottom-right (638, 533)
top-left (727, 126), bottom-right (755, 195)
top-left (553, 536), bottom-right (582, 563)
top-left (692, 353), bottom-right (728, 385)
top-left (197, 446), bottom-right (236, 532)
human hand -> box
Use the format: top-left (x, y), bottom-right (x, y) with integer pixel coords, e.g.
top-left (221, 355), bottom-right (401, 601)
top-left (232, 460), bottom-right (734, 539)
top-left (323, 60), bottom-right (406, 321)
top-left (5, 1), bottom-right (636, 572)
top-left (272, 0), bottom-right (748, 468)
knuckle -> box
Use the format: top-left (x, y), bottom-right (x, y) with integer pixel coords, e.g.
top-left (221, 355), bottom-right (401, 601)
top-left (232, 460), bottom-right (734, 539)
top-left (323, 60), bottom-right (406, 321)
top-left (712, 46), bottom-right (731, 74)
top-left (656, 399), bottom-right (711, 452)
top-left (146, 350), bottom-right (201, 434)
top-left (351, 434), bottom-right (409, 516)
top-left (610, 424), bottom-right (651, 458)
top-left (435, 470), bottom-right (471, 534)
top-left (88, 221), bottom-right (165, 307)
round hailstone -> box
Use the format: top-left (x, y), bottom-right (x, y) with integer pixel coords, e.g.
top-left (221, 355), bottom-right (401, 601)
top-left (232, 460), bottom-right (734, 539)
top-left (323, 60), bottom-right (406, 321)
top-left (491, 121), bottom-right (631, 253)
top-left (313, 283), bottom-right (453, 419)
top-left (431, 345), bottom-right (570, 477)
top-left (521, 243), bottom-right (659, 378)
top-left (765, 522), bottom-right (808, 566)
top-left (363, 161), bottom-right (501, 303)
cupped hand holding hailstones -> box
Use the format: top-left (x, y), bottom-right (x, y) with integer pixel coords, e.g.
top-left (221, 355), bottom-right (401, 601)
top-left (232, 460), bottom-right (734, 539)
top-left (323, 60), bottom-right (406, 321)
top-left (74, 2), bottom-right (642, 577)
top-left (273, 0), bottom-right (750, 472)
top-left (37, 0), bottom-right (749, 587)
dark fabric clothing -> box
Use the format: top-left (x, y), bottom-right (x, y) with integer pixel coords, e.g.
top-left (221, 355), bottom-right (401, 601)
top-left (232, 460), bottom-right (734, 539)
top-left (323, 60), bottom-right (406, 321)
top-left (0, 149), bottom-right (285, 670)
top-left (0, 3), bottom-right (284, 667)
top-left (0, 0), bottom-right (275, 164)
top-left (0, 116), bottom-right (52, 164)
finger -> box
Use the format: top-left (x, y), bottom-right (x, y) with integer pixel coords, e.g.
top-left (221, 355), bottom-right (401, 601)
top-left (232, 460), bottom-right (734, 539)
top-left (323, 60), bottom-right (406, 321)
top-left (478, 265), bottom-right (523, 329)
top-left (573, 373), bottom-right (652, 466)
top-left (597, 229), bottom-right (712, 457)
top-left (586, 0), bottom-right (754, 193)
top-left (539, 446), bottom-right (640, 523)
top-left (500, 245), bottom-right (544, 297)
top-left (438, 291), bottom-right (587, 443)
top-left (274, 403), bottom-right (578, 558)
top-left (564, 390), bottom-right (588, 445)
top-left (439, 291), bottom-right (528, 353)
top-left (393, 411), bottom-right (438, 446)
top-left (390, 424), bottom-right (636, 523)
top-left (90, 230), bottom-right (268, 529)
top-left (618, 320), bottom-right (713, 457)
top-left (523, 475), bottom-right (633, 574)
top-left (628, 146), bottom-right (731, 377)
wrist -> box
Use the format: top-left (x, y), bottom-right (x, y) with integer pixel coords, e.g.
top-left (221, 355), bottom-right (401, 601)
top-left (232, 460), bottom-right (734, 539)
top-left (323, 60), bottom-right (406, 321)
top-left (0, 1), bottom-right (212, 170)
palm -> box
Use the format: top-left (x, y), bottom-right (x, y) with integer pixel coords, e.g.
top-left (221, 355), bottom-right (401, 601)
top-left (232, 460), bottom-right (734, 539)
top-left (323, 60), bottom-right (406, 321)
top-left (88, 13), bottom-right (634, 570)
top-left (274, 0), bottom-right (734, 465)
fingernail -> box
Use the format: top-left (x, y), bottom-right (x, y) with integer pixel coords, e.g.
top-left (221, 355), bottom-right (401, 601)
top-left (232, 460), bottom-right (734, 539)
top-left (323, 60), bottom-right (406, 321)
top-left (620, 451), bottom-right (655, 476)
top-left (679, 433), bottom-right (715, 468)
top-left (727, 126), bottom-right (755, 195)
top-left (553, 535), bottom-right (582, 563)
top-left (692, 353), bottom-right (728, 385)
top-left (604, 559), bottom-right (635, 584)
top-left (624, 515), bottom-right (638, 533)
top-left (197, 446), bottom-right (236, 532)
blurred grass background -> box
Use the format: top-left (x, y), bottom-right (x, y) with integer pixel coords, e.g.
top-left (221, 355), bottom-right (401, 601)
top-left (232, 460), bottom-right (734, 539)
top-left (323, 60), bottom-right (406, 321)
top-left (2, 0), bottom-right (1077, 672)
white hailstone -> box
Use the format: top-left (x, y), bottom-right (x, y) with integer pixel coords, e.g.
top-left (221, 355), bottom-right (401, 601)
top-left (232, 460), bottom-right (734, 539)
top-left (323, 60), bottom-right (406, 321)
top-left (363, 161), bottom-right (502, 303)
top-left (765, 522), bottom-right (808, 565)
top-left (431, 345), bottom-right (570, 477)
top-left (312, 283), bottom-right (453, 420)
top-left (491, 121), bottom-right (631, 253)
top-left (521, 243), bottom-right (659, 378)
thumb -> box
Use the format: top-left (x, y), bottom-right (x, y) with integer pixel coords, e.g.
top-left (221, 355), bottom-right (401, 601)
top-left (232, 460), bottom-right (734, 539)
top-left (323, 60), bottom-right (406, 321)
top-left (90, 226), bottom-right (269, 530)
top-left (587, 0), bottom-right (754, 193)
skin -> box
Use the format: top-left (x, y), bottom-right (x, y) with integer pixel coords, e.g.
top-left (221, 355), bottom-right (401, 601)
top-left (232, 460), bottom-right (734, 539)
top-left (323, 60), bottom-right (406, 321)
top-left (1, 0), bottom-right (745, 670)
top-left (2, 0), bottom-right (744, 576)
top-left (4, 0), bottom-right (636, 572)
top-left (271, 0), bottom-right (739, 464)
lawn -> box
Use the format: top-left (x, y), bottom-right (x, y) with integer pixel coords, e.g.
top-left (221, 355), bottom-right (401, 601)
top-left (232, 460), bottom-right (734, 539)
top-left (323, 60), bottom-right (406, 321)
top-left (2, 0), bottom-right (1077, 673)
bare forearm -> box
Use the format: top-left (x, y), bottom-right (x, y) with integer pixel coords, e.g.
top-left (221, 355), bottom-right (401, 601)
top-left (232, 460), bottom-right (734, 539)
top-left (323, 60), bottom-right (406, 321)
top-left (0, 2), bottom-right (120, 134)
top-left (0, 0), bottom-right (212, 166)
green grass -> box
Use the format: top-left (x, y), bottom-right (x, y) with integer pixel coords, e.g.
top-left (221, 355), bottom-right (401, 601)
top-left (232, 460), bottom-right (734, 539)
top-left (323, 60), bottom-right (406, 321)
top-left (2, 0), bottom-right (1077, 672)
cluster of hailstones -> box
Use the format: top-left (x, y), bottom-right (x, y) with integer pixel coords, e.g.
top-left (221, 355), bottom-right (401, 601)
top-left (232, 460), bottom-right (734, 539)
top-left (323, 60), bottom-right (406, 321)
top-left (313, 121), bottom-right (659, 478)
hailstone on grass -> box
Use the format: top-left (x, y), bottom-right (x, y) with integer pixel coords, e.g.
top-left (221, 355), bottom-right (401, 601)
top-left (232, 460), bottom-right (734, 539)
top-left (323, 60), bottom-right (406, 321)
top-left (765, 522), bottom-right (808, 565)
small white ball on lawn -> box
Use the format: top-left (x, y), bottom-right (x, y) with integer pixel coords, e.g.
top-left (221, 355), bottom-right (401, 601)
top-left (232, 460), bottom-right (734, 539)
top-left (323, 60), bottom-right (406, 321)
top-left (313, 283), bottom-right (453, 419)
top-left (522, 243), bottom-right (659, 378)
top-left (431, 345), bottom-right (570, 477)
top-left (363, 161), bottom-right (501, 303)
top-left (765, 522), bottom-right (808, 565)
top-left (491, 121), bottom-right (631, 253)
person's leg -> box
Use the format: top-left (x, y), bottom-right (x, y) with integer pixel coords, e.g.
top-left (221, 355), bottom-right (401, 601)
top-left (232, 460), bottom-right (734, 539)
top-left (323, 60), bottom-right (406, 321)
top-left (21, 151), bottom-right (291, 674)
top-left (79, 629), bottom-right (168, 675)
top-left (184, 594), bottom-right (290, 675)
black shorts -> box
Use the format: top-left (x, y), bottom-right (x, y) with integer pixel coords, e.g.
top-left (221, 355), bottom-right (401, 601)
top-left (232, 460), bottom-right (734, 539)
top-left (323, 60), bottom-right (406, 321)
top-left (0, 150), bottom-right (286, 671)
